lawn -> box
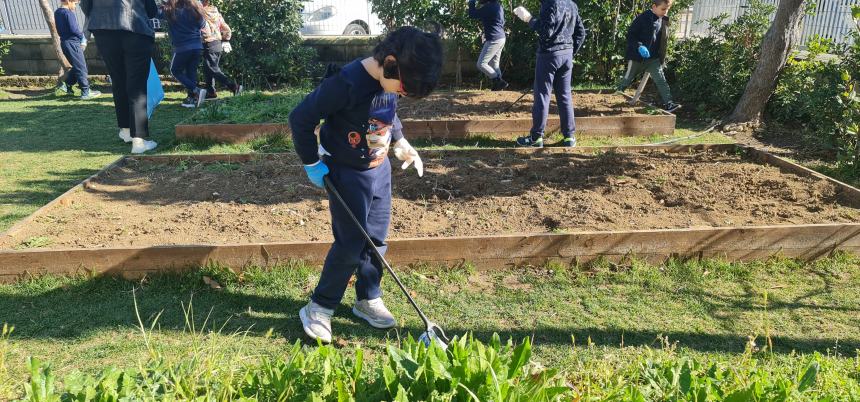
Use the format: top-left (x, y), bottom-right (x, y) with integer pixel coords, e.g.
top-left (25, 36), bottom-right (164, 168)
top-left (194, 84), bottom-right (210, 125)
top-left (1, 254), bottom-right (859, 398)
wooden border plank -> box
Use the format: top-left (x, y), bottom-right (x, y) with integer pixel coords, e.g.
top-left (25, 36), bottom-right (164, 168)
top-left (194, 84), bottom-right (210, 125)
top-left (4, 144), bottom-right (860, 282)
top-left (174, 114), bottom-right (677, 144)
top-left (1, 224), bottom-right (857, 281)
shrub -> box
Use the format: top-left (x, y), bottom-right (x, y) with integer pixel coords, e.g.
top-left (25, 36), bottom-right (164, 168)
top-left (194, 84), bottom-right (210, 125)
top-left (769, 8), bottom-right (860, 180)
top-left (0, 40), bottom-right (10, 76)
top-left (205, 0), bottom-right (320, 87)
top-left (370, 0), bottom-right (693, 86)
top-left (667, 0), bottom-right (775, 115)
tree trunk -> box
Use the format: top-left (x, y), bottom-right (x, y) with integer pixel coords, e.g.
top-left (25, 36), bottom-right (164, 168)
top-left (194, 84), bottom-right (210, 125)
top-left (726, 0), bottom-right (806, 123)
top-left (38, 0), bottom-right (71, 83)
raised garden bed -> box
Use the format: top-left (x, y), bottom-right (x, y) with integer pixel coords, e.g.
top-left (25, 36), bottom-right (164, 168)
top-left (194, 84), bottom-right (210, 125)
top-left (1, 145), bottom-right (858, 281)
top-left (176, 90), bottom-right (675, 143)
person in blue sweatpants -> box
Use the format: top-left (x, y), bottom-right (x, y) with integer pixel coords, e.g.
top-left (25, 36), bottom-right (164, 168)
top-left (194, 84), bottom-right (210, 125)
top-left (160, 0), bottom-right (207, 108)
top-left (289, 27), bottom-right (444, 344)
top-left (513, 0), bottom-right (586, 148)
top-left (54, 0), bottom-right (100, 100)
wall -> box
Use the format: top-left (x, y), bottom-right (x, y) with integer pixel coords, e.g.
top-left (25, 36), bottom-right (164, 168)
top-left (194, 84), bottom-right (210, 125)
top-left (1, 35), bottom-right (478, 80)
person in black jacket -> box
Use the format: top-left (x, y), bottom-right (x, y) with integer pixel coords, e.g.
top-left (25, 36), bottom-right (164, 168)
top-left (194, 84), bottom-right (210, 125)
top-left (513, 0), bottom-right (586, 148)
top-left (616, 0), bottom-right (680, 112)
top-left (469, 0), bottom-right (508, 91)
top-left (81, 0), bottom-right (159, 154)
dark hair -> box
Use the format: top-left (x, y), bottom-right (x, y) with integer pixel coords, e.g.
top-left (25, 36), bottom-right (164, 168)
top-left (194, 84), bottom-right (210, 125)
top-left (373, 26), bottom-right (444, 99)
top-left (653, 0), bottom-right (673, 5)
top-left (162, 0), bottom-right (206, 22)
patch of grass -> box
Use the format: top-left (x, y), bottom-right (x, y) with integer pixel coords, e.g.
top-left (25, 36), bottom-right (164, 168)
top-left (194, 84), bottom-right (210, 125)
top-left (187, 90), bottom-right (306, 124)
top-left (14, 237), bottom-right (52, 250)
top-left (0, 88), bottom-right (190, 233)
top-left (0, 253), bottom-right (858, 398)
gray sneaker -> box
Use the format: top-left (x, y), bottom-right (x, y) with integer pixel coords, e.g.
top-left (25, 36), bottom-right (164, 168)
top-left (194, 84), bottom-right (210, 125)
top-left (353, 298), bottom-right (396, 329)
top-left (300, 300), bottom-right (334, 343)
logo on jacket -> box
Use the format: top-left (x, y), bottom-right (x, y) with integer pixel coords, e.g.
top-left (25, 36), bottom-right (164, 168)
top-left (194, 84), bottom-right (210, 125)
top-left (347, 132), bottom-right (361, 148)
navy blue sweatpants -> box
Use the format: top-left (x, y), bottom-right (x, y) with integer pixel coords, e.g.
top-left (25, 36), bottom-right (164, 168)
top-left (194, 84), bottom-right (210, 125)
top-left (171, 49), bottom-right (202, 95)
top-left (61, 39), bottom-right (89, 91)
top-left (530, 50), bottom-right (576, 141)
top-left (312, 157), bottom-right (392, 309)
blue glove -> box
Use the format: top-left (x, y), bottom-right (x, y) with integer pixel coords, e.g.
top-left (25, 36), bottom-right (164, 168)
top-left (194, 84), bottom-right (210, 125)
top-left (638, 45), bottom-right (651, 59)
top-left (303, 161), bottom-right (329, 188)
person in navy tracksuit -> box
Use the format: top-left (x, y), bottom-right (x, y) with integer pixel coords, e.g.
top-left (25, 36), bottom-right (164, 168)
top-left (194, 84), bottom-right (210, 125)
top-left (513, 0), bottom-right (586, 148)
top-left (289, 27), bottom-right (444, 344)
top-left (468, 0), bottom-right (508, 90)
top-left (54, 0), bottom-right (101, 99)
top-left (616, 0), bottom-right (681, 112)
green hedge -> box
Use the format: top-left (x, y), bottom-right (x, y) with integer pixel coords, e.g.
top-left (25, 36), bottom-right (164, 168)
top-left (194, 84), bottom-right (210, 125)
top-left (370, 0), bottom-right (692, 86)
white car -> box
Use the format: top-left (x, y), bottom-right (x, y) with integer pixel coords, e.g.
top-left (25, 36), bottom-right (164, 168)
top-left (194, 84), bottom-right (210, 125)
top-left (301, 0), bottom-right (384, 36)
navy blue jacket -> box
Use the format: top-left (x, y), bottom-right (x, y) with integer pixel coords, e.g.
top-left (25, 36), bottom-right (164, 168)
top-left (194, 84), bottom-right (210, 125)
top-left (290, 59), bottom-right (405, 170)
top-left (54, 8), bottom-right (83, 42)
top-left (528, 0), bottom-right (586, 54)
top-left (468, 0), bottom-right (505, 41)
top-left (160, 7), bottom-right (205, 53)
top-left (625, 10), bottom-right (669, 63)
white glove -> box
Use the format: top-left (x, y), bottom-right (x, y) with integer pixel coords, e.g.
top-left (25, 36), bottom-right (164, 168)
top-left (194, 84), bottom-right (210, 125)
top-left (80, 38), bottom-right (87, 50)
top-left (222, 42), bottom-right (232, 53)
top-left (393, 138), bottom-right (423, 177)
top-left (513, 6), bottom-right (532, 23)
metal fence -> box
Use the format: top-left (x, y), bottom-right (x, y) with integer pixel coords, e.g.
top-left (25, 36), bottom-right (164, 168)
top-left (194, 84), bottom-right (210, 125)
top-left (2, 0), bottom-right (854, 43)
top-left (684, 0), bottom-right (857, 46)
top-left (0, 0), bottom-right (87, 35)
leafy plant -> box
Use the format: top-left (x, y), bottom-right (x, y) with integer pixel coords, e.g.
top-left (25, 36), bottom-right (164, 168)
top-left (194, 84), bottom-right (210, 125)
top-left (370, 0), bottom-right (693, 86)
top-left (207, 0), bottom-right (320, 87)
top-left (769, 8), bottom-right (860, 181)
top-left (667, 0), bottom-right (775, 115)
top-left (0, 40), bottom-right (10, 76)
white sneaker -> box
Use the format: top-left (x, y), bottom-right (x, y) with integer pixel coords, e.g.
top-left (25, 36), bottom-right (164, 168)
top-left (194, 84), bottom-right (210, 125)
top-left (353, 298), bottom-right (396, 329)
top-left (300, 301), bottom-right (334, 343)
top-left (131, 137), bottom-right (157, 154)
top-left (118, 128), bottom-right (132, 143)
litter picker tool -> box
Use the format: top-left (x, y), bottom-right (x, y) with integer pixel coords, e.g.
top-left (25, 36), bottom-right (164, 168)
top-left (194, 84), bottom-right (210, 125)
top-left (629, 72), bottom-right (650, 105)
top-left (323, 176), bottom-right (450, 348)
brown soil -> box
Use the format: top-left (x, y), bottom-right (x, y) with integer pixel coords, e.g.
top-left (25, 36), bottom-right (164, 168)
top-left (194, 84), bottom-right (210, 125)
top-left (397, 90), bottom-right (650, 120)
top-left (3, 149), bottom-right (858, 250)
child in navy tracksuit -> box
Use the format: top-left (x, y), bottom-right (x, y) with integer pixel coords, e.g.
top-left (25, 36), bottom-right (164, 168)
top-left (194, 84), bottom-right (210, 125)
top-left (54, 0), bottom-right (100, 99)
top-left (468, 0), bottom-right (508, 91)
top-left (513, 0), bottom-right (586, 148)
top-left (289, 27), bottom-right (443, 344)
top-left (160, 0), bottom-right (207, 108)
top-left (616, 0), bottom-right (680, 112)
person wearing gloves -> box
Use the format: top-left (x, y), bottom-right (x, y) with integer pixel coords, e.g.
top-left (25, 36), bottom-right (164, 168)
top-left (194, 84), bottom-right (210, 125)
top-left (616, 0), bottom-right (680, 112)
top-left (82, 0), bottom-right (159, 153)
top-left (200, 0), bottom-right (241, 100)
top-left (160, 0), bottom-right (207, 108)
top-left (513, 0), bottom-right (586, 148)
top-left (468, 0), bottom-right (508, 91)
top-left (55, 0), bottom-right (101, 100)
top-left (288, 26), bottom-right (443, 344)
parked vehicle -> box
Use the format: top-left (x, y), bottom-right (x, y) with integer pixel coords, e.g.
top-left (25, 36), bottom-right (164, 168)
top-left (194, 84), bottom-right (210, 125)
top-left (300, 0), bottom-right (383, 36)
